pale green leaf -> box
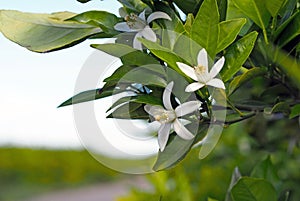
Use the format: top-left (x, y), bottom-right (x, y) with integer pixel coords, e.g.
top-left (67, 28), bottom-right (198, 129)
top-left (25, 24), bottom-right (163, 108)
top-left (0, 10), bottom-right (102, 52)
top-left (231, 0), bottom-right (271, 43)
top-left (191, 0), bottom-right (219, 57)
top-left (231, 177), bottom-right (277, 201)
top-left (217, 18), bottom-right (246, 53)
top-left (228, 67), bottom-right (266, 95)
top-left (265, 0), bottom-right (287, 17)
top-left (289, 104), bottom-right (300, 119)
top-left (250, 156), bottom-right (281, 190)
top-left (220, 31), bottom-right (258, 82)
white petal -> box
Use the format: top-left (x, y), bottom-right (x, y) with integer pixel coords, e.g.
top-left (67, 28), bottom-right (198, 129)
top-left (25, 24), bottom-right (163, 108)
top-left (197, 49), bottom-right (208, 70)
top-left (158, 123), bottom-right (172, 151)
top-left (119, 7), bottom-right (127, 18)
top-left (141, 26), bottom-right (157, 42)
top-left (138, 10), bottom-right (146, 21)
top-left (173, 119), bottom-right (194, 140)
top-left (176, 62), bottom-right (198, 81)
top-left (185, 82), bottom-right (205, 92)
top-left (144, 105), bottom-right (165, 117)
top-left (175, 101), bottom-right (201, 117)
top-left (163, 81), bottom-right (174, 110)
top-left (206, 78), bottom-right (225, 89)
top-left (147, 11), bottom-right (172, 24)
top-left (133, 32), bottom-right (143, 50)
top-left (114, 22), bottom-right (132, 32)
top-left (210, 56), bottom-right (225, 78)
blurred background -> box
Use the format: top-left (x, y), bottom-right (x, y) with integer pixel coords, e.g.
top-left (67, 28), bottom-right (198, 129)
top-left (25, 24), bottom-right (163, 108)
top-left (1, 1), bottom-right (300, 201)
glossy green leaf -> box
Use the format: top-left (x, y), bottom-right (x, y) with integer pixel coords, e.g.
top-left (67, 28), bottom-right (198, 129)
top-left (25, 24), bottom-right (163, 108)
top-left (107, 102), bottom-right (149, 119)
top-left (217, 0), bottom-right (228, 21)
top-left (231, 177), bottom-right (277, 201)
top-left (58, 87), bottom-right (121, 108)
top-left (91, 43), bottom-right (160, 66)
top-left (250, 156), bottom-right (281, 190)
top-left (217, 18), bottom-right (246, 53)
top-left (0, 10), bottom-right (102, 53)
top-left (226, 0), bottom-right (253, 36)
top-left (277, 12), bottom-right (300, 47)
top-left (67, 11), bottom-right (120, 34)
top-left (228, 67), bottom-right (267, 95)
top-left (220, 31), bottom-right (258, 82)
top-left (265, 0), bottom-right (286, 17)
top-left (118, 0), bottom-right (149, 13)
top-left (191, 0), bottom-right (219, 57)
top-left (289, 104), bottom-right (300, 119)
top-left (153, 133), bottom-right (194, 171)
top-left (172, 0), bottom-right (202, 14)
top-left (138, 38), bottom-right (187, 74)
top-left (231, 0), bottom-right (270, 43)
top-left (153, 125), bottom-right (208, 171)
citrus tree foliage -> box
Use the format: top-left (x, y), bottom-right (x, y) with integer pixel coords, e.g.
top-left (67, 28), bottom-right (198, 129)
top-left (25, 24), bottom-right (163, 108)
top-left (1, 0), bottom-right (300, 200)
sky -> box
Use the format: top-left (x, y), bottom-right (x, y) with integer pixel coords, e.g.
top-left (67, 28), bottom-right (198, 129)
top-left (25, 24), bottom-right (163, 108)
top-left (0, 0), bottom-right (158, 158)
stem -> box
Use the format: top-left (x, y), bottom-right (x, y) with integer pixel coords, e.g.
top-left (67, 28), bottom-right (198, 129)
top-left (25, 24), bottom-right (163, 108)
top-left (227, 98), bottom-right (245, 117)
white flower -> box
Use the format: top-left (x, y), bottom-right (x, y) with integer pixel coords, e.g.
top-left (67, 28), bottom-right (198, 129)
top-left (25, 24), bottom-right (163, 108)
top-left (114, 10), bottom-right (171, 50)
top-left (176, 49), bottom-right (226, 92)
top-left (144, 82), bottom-right (201, 151)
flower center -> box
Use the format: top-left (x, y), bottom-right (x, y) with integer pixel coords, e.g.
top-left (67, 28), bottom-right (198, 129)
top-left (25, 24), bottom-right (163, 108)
top-left (194, 64), bottom-right (206, 74)
top-left (154, 110), bottom-right (176, 123)
top-left (194, 64), bottom-right (210, 83)
top-left (125, 13), bottom-right (146, 30)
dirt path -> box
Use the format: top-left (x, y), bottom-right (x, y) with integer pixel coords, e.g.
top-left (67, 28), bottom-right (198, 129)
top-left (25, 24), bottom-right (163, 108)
top-left (25, 176), bottom-right (150, 201)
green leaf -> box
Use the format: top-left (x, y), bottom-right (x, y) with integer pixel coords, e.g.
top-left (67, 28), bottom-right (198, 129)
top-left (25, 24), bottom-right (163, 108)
top-left (172, 0), bottom-right (202, 15)
top-left (225, 167), bottom-right (242, 201)
top-left (58, 88), bottom-right (120, 108)
top-left (118, 0), bottom-right (149, 13)
top-left (108, 94), bottom-right (163, 112)
top-left (217, 18), bottom-right (246, 53)
top-left (277, 12), bottom-right (300, 47)
top-left (91, 43), bottom-right (161, 66)
top-left (231, 0), bottom-right (271, 43)
top-left (66, 11), bottom-right (120, 34)
top-left (274, 10), bottom-right (299, 40)
top-left (191, 0), bottom-right (220, 57)
top-left (289, 104), bottom-right (300, 119)
top-left (153, 135), bottom-right (194, 171)
top-left (0, 10), bottom-right (102, 53)
top-left (107, 102), bottom-right (149, 119)
top-left (184, 14), bottom-right (194, 34)
top-left (208, 198), bottom-right (219, 201)
top-left (265, 0), bottom-right (287, 17)
top-left (220, 31), bottom-right (258, 82)
top-left (228, 67), bottom-right (267, 95)
top-left (271, 102), bottom-right (290, 115)
top-left (138, 38), bottom-right (187, 74)
top-left (231, 177), bottom-right (277, 201)
top-left (153, 125), bottom-right (208, 171)
top-left (226, 0), bottom-right (253, 36)
top-left (268, 46), bottom-right (300, 89)
top-left (250, 156), bottom-right (281, 190)
top-left (199, 125), bottom-right (223, 159)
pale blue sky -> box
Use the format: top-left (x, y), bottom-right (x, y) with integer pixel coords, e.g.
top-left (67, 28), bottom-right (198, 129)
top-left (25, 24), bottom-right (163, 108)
top-left (0, 1), bottom-right (158, 159)
top-left (0, 1), bottom-right (122, 148)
